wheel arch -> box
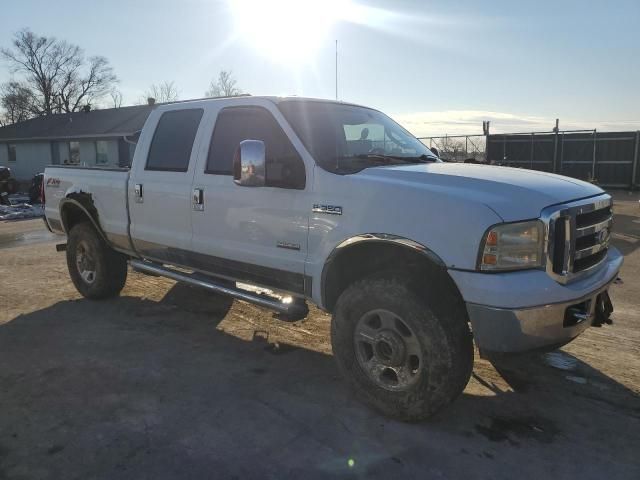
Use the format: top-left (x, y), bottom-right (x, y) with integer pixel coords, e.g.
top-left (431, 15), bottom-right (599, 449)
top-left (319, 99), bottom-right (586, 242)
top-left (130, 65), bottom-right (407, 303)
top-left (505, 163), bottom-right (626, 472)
top-left (59, 193), bottom-right (108, 243)
top-left (320, 234), bottom-right (464, 314)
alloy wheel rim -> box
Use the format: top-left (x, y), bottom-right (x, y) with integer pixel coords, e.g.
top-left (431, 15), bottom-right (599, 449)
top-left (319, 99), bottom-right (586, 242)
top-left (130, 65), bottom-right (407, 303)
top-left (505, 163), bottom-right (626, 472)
top-left (75, 240), bottom-right (96, 284)
top-left (353, 309), bottom-right (423, 391)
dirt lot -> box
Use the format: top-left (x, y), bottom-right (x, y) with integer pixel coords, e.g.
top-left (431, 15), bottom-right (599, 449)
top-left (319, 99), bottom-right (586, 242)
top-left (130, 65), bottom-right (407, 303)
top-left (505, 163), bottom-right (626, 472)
top-left (1, 192), bottom-right (639, 479)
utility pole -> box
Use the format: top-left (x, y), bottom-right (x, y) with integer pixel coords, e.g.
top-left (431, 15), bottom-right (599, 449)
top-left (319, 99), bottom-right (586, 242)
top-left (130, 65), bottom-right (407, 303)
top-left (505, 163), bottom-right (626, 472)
top-left (552, 118), bottom-right (559, 173)
top-left (335, 40), bottom-right (338, 101)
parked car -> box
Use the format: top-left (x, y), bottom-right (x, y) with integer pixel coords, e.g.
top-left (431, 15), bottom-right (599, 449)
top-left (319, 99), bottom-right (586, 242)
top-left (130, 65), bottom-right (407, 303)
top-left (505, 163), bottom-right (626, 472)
top-left (0, 166), bottom-right (18, 205)
top-left (43, 96), bottom-right (621, 420)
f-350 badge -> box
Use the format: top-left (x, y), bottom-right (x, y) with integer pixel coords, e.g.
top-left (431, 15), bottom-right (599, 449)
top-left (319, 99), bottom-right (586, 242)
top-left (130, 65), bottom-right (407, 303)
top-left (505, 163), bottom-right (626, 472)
top-left (312, 204), bottom-right (342, 215)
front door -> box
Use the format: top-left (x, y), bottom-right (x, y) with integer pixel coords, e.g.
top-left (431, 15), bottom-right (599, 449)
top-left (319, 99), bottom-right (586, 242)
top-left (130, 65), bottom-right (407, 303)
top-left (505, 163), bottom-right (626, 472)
top-left (190, 103), bottom-right (311, 295)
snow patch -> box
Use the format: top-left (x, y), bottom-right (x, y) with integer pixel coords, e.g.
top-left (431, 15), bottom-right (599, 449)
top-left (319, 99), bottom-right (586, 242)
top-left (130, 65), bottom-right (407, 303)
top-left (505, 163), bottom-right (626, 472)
top-left (0, 195), bottom-right (44, 221)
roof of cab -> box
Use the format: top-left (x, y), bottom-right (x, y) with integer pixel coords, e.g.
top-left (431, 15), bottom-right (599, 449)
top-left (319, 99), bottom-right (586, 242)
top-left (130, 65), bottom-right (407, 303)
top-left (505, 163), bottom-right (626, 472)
top-left (154, 95), bottom-right (369, 110)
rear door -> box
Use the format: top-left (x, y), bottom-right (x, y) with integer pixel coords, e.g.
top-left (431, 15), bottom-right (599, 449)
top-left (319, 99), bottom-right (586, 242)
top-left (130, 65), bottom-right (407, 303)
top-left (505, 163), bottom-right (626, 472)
top-left (128, 107), bottom-right (205, 263)
top-left (190, 102), bottom-right (311, 295)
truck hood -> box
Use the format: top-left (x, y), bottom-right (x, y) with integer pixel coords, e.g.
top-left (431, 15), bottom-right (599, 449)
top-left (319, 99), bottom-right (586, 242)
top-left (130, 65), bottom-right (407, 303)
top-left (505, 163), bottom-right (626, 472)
top-left (361, 163), bottom-right (604, 221)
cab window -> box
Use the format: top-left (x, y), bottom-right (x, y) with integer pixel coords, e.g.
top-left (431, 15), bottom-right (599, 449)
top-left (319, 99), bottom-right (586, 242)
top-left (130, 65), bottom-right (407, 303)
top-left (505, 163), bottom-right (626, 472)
top-left (206, 107), bottom-right (305, 189)
top-left (146, 109), bottom-right (204, 172)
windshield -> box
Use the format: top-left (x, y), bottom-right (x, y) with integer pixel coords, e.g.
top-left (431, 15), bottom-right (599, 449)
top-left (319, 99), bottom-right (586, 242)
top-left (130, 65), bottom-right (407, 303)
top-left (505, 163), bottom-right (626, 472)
top-left (277, 100), bottom-right (439, 174)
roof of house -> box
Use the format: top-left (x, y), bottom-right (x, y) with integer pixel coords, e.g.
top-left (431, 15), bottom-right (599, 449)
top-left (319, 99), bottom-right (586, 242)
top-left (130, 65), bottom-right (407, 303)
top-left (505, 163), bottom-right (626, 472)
top-left (0, 104), bottom-right (155, 142)
top-left (0, 95), bottom-right (368, 143)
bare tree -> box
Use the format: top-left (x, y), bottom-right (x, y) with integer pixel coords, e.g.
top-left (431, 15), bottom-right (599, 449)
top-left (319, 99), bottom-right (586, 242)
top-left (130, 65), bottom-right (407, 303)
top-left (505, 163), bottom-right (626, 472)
top-left (0, 29), bottom-right (117, 115)
top-left (206, 70), bottom-right (243, 98)
top-left (1, 81), bottom-right (35, 124)
top-left (440, 137), bottom-right (467, 162)
top-left (142, 81), bottom-right (179, 103)
top-left (110, 89), bottom-right (123, 108)
top-left (56, 55), bottom-right (117, 112)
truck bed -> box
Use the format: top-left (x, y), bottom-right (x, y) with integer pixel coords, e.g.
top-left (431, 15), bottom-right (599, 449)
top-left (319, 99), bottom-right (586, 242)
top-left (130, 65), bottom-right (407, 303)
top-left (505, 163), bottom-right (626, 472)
top-left (44, 165), bottom-right (131, 250)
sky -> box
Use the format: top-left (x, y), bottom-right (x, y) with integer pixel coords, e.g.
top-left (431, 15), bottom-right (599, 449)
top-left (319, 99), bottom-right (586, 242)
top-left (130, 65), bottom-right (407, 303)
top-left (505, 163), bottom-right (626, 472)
top-left (1, 0), bottom-right (639, 136)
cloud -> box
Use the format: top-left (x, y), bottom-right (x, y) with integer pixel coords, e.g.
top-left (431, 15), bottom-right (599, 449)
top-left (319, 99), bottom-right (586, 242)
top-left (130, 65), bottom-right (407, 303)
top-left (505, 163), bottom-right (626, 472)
top-left (391, 110), bottom-right (640, 138)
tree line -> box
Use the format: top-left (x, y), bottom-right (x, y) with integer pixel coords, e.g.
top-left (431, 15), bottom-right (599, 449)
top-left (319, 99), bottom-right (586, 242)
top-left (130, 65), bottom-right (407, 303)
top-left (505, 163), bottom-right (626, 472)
top-left (140, 70), bottom-right (242, 104)
top-left (0, 29), bottom-right (244, 126)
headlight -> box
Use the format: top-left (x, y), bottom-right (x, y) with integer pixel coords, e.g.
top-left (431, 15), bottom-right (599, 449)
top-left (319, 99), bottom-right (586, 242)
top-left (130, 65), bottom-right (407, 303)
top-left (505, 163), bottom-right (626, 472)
top-left (478, 220), bottom-right (544, 271)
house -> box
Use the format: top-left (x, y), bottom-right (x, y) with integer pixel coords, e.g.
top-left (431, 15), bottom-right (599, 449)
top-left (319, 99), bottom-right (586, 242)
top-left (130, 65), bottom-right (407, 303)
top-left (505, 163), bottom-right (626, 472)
top-left (0, 104), bottom-right (155, 182)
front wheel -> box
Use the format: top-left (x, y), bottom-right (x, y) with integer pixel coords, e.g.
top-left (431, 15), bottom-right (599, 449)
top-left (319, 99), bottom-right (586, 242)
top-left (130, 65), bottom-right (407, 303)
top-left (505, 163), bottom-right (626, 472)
top-left (331, 275), bottom-right (473, 421)
top-left (66, 222), bottom-right (128, 299)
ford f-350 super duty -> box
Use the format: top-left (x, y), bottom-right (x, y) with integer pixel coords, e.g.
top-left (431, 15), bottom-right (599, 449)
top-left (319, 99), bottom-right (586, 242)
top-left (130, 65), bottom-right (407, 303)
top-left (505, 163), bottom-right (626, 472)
top-left (43, 96), bottom-right (622, 420)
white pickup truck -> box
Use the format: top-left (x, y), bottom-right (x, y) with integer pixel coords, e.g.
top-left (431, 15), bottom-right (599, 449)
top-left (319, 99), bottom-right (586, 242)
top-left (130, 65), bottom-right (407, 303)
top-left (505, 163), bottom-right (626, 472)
top-left (43, 96), bottom-right (622, 420)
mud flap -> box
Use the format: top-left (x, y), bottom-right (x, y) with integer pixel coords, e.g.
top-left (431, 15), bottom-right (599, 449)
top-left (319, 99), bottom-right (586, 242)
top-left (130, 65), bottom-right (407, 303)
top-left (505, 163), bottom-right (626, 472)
top-left (592, 290), bottom-right (613, 327)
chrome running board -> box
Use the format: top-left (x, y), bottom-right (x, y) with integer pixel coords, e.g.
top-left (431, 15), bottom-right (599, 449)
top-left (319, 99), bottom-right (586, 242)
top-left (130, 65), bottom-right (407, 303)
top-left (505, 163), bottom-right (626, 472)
top-left (129, 259), bottom-right (308, 317)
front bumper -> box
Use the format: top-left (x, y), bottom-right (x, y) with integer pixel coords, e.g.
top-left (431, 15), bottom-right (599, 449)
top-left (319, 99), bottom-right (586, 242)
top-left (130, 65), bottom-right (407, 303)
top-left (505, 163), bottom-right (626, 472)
top-left (452, 247), bottom-right (623, 353)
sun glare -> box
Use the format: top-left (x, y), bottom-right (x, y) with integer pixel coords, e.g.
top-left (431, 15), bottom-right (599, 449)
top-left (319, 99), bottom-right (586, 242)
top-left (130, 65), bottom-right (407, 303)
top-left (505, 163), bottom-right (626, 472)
top-left (229, 0), bottom-right (347, 65)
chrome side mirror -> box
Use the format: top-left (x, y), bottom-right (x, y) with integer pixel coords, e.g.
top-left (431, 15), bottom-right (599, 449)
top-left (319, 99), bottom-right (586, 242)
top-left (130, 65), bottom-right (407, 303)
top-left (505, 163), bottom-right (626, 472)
top-left (233, 139), bottom-right (266, 187)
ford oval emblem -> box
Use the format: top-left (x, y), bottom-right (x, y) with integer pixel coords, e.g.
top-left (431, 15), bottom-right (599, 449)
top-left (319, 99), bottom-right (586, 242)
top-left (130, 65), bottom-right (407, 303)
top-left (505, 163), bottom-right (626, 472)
top-left (597, 229), bottom-right (610, 244)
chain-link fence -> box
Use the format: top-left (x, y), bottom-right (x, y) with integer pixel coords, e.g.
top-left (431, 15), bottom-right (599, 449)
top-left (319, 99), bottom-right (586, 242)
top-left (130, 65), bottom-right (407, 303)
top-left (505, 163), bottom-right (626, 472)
top-left (417, 129), bottom-right (639, 188)
top-left (417, 135), bottom-right (487, 163)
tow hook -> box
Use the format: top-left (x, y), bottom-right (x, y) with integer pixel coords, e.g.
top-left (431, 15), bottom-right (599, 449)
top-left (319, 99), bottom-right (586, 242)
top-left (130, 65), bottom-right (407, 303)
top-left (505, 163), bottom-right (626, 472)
top-left (592, 290), bottom-right (614, 327)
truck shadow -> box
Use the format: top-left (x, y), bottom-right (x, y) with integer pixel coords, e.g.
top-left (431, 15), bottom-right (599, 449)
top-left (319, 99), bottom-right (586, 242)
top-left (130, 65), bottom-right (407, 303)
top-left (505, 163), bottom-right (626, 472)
top-left (0, 284), bottom-right (638, 478)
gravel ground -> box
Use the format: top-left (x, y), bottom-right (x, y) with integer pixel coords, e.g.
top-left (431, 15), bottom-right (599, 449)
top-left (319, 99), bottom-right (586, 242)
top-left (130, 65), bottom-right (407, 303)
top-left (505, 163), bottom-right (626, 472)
top-left (0, 192), bottom-right (638, 479)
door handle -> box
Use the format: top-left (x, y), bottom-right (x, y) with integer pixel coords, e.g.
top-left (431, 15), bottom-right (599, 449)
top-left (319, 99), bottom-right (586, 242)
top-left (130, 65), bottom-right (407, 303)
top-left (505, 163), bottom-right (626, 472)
top-left (193, 188), bottom-right (204, 211)
top-left (134, 184), bottom-right (143, 203)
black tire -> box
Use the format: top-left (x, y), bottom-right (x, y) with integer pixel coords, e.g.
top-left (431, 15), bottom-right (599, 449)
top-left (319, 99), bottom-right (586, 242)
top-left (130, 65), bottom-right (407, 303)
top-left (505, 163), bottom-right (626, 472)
top-left (331, 274), bottom-right (473, 421)
top-left (66, 222), bottom-right (128, 299)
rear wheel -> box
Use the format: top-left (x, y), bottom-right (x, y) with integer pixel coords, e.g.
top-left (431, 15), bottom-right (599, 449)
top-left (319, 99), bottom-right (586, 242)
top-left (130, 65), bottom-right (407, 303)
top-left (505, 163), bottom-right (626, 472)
top-left (331, 274), bottom-right (473, 421)
top-left (66, 222), bottom-right (128, 299)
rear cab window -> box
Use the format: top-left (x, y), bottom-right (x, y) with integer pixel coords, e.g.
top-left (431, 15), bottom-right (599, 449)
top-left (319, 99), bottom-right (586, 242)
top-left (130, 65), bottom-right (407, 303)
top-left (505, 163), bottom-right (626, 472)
top-left (146, 109), bottom-right (204, 172)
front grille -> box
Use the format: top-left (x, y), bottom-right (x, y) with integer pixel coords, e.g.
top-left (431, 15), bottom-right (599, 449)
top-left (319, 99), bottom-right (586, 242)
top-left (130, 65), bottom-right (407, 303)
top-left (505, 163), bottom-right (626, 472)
top-left (544, 195), bottom-right (612, 284)
top-left (573, 248), bottom-right (608, 272)
top-left (572, 204), bottom-right (612, 274)
top-left (551, 218), bottom-right (567, 275)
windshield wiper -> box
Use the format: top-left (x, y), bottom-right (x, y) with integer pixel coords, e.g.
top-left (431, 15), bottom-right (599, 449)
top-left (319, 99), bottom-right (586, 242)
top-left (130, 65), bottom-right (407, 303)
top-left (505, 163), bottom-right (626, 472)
top-left (331, 153), bottom-right (437, 173)
top-left (401, 154), bottom-right (438, 163)
top-left (354, 153), bottom-right (437, 164)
